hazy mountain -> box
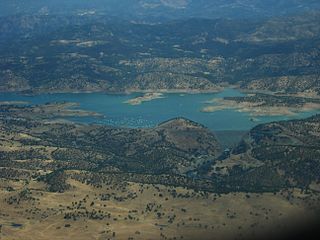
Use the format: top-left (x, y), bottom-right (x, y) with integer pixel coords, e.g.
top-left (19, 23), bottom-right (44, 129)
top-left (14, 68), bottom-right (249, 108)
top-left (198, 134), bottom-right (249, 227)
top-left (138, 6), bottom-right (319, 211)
top-left (0, 11), bottom-right (319, 94)
top-left (1, 0), bottom-right (320, 20)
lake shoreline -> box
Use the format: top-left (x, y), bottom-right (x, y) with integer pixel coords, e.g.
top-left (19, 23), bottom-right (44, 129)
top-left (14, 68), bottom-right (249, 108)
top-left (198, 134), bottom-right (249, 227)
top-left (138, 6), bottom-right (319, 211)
top-left (3, 87), bottom-right (223, 97)
top-left (1, 88), bottom-right (319, 132)
top-left (202, 101), bottom-right (320, 117)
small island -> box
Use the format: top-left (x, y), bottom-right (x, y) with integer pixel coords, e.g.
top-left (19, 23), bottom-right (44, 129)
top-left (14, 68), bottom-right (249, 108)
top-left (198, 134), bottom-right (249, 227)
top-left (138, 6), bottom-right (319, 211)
top-left (0, 101), bottom-right (29, 105)
top-left (125, 92), bottom-right (164, 105)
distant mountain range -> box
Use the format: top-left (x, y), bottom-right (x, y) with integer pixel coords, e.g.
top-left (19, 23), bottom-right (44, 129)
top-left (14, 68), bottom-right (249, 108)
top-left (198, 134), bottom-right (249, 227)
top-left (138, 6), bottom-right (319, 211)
top-left (0, 11), bottom-right (319, 94)
top-left (0, 1), bottom-right (319, 94)
top-left (1, 0), bottom-right (320, 20)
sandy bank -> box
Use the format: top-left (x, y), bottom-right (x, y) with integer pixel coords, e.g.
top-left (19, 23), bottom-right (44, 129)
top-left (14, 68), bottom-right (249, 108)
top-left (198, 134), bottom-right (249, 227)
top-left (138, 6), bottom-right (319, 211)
top-left (201, 99), bottom-right (320, 116)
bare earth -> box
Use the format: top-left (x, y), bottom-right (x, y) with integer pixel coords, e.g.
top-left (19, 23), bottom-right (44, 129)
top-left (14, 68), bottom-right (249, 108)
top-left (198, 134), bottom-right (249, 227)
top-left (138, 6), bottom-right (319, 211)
top-left (201, 98), bottom-right (320, 116)
top-left (0, 177), bottom-right (318, 240)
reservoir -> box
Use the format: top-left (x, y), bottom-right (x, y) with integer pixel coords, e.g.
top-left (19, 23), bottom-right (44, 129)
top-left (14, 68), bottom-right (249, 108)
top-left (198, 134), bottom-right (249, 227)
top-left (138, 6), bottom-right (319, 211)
top-left (0, 88), bottom-right (318, 131)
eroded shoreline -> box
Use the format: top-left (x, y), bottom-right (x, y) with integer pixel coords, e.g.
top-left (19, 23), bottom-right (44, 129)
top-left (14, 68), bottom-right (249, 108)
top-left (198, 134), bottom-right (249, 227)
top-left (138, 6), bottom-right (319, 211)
top-left (201, 97), bottom-right (320, 116)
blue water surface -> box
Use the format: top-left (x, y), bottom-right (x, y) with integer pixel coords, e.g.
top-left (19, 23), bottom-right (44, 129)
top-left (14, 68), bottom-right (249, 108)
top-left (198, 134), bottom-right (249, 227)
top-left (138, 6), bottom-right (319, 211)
top-left (0, 88), bottom-right (318, 131)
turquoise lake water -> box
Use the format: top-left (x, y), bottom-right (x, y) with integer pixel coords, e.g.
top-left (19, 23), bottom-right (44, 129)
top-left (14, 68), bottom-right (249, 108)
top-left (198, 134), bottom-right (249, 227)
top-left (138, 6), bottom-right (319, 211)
top-left (0, 89), bottom-right (318, 131)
